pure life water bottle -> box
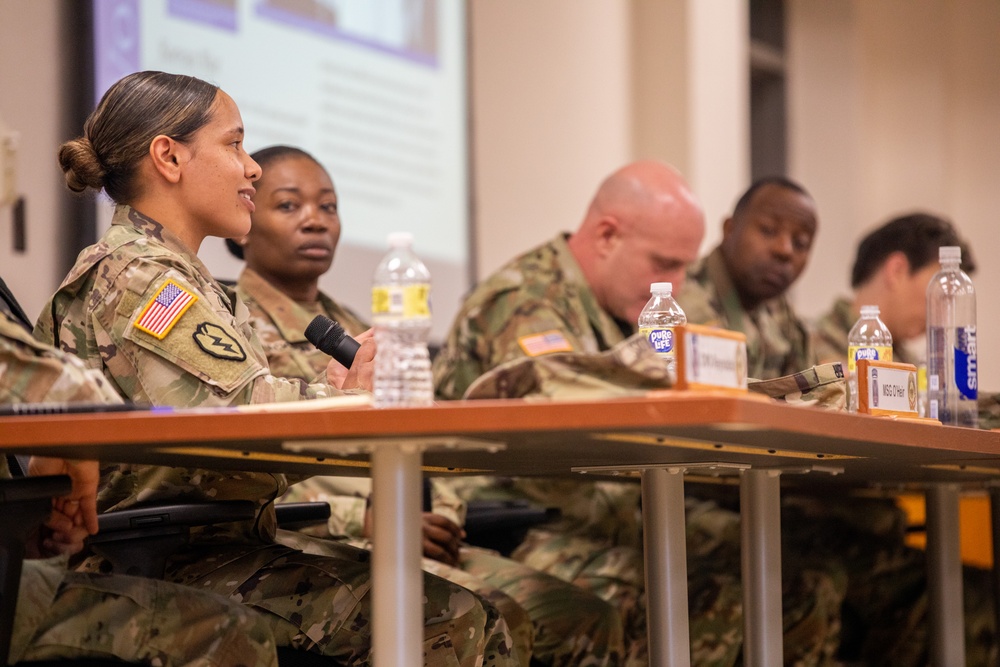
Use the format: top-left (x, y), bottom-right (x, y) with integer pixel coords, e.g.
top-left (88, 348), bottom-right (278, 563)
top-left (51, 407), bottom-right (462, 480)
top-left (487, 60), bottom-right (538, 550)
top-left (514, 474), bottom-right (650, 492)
top-left (926, 245), bottom-right (978, 427)
top-left (638, 282), bottom-right (686, 382)
top-left (371, 232), bottom-right (433, 407)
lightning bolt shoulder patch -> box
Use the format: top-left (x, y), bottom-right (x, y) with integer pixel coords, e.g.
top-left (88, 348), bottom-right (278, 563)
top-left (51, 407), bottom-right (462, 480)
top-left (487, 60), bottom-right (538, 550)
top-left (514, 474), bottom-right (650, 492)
top-left (193, 322), bottom-right (247, 361)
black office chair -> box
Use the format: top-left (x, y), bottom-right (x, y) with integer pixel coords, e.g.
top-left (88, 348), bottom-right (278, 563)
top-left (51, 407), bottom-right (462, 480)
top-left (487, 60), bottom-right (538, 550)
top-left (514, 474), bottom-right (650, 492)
top-left (3, 455), bottom-right (337, 667)
top-left (422, 479), bottom-right (561, 557)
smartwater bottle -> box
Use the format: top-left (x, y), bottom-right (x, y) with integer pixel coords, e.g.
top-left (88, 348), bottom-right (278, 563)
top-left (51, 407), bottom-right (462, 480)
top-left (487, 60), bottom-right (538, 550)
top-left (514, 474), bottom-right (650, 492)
top-left (638, 282), bottom-right (686, 383)
top-left (371, 232), bottom-right (433, 407)
top-left (846, 305), bottom-right (893, 413)
top-left (926, 246), bottom-right (978, 427)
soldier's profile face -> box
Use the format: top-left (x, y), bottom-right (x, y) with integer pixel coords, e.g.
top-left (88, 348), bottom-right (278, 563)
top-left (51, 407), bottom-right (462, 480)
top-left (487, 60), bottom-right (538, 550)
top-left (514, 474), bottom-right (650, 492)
top-left (174, 91), bottom-right (261, 247)
top-left (722, 184), bottom-right (817, 305)
top-left (601, 207), bottom-right (704, 324)
top-left (894, 261), bottom-right (939, 340)
top-left (243, 156), bottom-right (341, 288)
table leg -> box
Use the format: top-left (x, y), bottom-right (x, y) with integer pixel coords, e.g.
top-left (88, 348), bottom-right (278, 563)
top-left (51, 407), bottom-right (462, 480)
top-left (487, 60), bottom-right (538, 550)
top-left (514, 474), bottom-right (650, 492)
top-left (926, 484), bottom-right (965, 667)
top-left (641, 467), bottom-right (691, 667)
top-left (740, 469), bottom-right (783, 667)
top-left (370, 444), bottom-right (423, 666)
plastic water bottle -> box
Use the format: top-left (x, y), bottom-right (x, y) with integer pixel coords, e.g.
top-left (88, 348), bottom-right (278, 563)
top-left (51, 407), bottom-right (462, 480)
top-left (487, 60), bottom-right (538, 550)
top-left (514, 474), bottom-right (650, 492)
top-left (371, 232), bottom-right (433, 407)
top-left (846, 305), bottom-right (893, 413)
top-left (637, 282), bottom-right (686, 382)
top-left (926, 246), bottom-right (978, 427)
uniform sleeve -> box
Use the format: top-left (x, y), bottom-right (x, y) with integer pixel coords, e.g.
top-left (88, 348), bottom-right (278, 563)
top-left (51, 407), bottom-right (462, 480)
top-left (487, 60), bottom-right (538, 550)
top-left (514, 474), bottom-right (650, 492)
top-left (95, 259), bottom-right (335, 407)
top-left (0, 328), bottom-right (124, 405)
top-left (434, 295), bottom-right (586, 401)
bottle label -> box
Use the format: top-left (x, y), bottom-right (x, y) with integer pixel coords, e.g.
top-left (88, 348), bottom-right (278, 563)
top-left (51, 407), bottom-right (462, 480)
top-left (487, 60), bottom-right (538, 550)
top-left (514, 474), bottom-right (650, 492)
top-left (847, 345), bottom-right (892, 373)
top-left (954, 326), bottom-right (978, 400)
top-left (640, 327), bottom-right (675, 357)
top-left (372, 284), bottom-right (431, 321)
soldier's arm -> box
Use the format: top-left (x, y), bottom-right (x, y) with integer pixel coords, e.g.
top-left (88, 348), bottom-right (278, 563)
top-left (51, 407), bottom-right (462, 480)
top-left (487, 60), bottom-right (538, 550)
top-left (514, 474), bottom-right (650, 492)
top-left (96, 259), bottom-right (347, 407)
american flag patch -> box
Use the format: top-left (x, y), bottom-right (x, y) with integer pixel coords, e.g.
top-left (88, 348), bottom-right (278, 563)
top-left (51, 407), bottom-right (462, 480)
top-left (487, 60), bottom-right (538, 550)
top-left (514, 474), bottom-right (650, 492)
top-left (517, 330), bottom-right (574, 357)
top-left (133, 280), bottom-right (198, 339)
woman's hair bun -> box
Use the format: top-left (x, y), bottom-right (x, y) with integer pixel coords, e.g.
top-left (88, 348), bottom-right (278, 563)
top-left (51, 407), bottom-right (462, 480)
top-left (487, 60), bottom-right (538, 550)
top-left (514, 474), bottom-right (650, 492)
top-left (58, 137), bottom-right (106, 193)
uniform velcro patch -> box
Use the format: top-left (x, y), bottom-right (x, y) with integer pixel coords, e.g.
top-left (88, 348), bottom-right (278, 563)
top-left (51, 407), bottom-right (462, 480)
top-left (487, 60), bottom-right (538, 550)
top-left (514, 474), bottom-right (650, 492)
top-left (518, 330), bottom-right (574, 357)
top-left (133, 280), bottom-right (198, 339)
top-left (193, 322), bottom-right (247, 361)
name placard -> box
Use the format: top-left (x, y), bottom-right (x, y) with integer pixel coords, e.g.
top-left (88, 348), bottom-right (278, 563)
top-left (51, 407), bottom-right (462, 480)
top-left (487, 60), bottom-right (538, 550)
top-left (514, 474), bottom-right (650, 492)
top-left (675, 324), bottom-right (748, 393)
top-left (857, 359), bottom-right (919, 416)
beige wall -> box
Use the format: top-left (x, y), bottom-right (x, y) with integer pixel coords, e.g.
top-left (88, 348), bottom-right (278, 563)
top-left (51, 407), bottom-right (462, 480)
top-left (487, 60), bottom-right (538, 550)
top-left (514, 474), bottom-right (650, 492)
top-left (469, 0), bottom-right (634, 279)
top-left (0, 0), bottom-right (72, 323)
top-left (787, 0), bottom-right (1000, 384)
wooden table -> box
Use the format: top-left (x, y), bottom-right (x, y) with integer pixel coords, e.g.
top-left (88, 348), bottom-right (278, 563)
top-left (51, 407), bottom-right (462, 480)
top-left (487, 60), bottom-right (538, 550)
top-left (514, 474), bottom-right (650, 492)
top-left (3, 392), bottom-right (997, 666)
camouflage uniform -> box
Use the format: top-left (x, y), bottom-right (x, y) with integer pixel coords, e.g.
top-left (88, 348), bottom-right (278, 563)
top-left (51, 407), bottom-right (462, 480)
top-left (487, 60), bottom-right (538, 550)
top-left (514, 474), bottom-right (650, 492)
top-left (33, 205), bottom-right (519, 667)
top-left (433, 235), bottom-right (844, 666)
top-left (811, 297), bottom-right (916, 366)
top-left (0, 300), bottom-right (279, 667)
top-left (677, 247), bottom-right (815, 379)
top-left (237, 267), bottom-right (621, 666)
top-left (811, 298), bottom-right (997, 665)
top-left (680, 262), bottom-right (995, 665)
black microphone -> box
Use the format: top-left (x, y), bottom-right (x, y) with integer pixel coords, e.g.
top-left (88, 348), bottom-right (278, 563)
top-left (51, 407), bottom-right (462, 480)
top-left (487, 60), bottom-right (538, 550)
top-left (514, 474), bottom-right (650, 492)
top-left (305, 315), bottom-right (361, 368)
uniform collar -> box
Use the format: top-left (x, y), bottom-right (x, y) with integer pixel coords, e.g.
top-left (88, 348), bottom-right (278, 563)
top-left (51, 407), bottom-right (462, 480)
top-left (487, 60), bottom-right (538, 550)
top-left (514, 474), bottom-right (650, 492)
top-left (551, 233), bottom-right (632, 345)
top-left (237, 268), bottom-right (326, 344)
top-left (111, 205), bottom-right (219, 288)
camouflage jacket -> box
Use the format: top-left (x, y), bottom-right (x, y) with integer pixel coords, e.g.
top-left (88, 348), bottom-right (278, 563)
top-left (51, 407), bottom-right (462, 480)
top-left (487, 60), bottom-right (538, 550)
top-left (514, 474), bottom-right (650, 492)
top-left (434, 234), bottom-right (632, 401)
top-left (1, 310), bottom-right (123, 405)
top-left (0, 314), bottom-right (118, 661)
top-left (432, 234), bottom-right (642, 543)
top-left (236, 269), bottom-right (369, 534)
top-left (234, 269), bottom-right (465, 533)
top-left (812, 297), bottom-right (916, 366)
top-left (33, 205), bottom-right (345, 543)
top-left (235, 267), bottom-right (368, 382)
top-left (677, 247), bottom-right (816, 380)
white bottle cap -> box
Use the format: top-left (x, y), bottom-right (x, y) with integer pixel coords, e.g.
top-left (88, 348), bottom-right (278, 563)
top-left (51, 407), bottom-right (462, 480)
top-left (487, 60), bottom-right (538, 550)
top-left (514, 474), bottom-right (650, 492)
top-left (650, 282), bottom-right (672, 294)
top-left (859, 304), bottom-right (880, 318)
top-left (388, 232), bottom-right (413, 248)
top-left (939, 246), bottom-right (961, 262)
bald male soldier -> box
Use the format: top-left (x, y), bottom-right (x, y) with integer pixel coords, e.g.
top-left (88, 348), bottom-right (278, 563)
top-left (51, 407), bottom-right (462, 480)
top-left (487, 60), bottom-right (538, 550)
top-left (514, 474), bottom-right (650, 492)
top-left (0, 276), bottom-right (280, 666)
top-left (435, 161), bottom-right (844, 667)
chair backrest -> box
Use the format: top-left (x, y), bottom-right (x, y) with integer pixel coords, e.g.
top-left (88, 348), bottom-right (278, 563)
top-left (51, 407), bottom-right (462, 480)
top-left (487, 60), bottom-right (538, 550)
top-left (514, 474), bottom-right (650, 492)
top-left (0, 469), bottom-right (72, 665)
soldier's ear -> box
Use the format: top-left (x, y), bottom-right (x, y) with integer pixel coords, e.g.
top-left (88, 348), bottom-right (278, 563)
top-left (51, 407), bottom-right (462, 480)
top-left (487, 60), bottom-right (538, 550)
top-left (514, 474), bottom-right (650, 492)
top-left (722, 216), bottom-right (735, 239)
top-left (148, 135), bottom-right (187, 184)
top-left (594, 216), bottom-right (621, 257)
top-left (883, 251), bottom-right (910, 285)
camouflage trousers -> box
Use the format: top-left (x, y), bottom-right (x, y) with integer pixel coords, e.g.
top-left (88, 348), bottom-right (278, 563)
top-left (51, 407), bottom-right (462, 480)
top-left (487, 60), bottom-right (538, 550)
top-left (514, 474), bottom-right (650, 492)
top-left (511, 497), bottom-right (847, 667)
top-left (779, 492), bottom-right (996, 666)
top-left (13, 560), bottom-right (277, 666)
top-left (264, 529), bottom-right (521, 666)
top-left (330, 531), bottom-right (627, 666)
top-left (457, 545), bottom-right (627, 666)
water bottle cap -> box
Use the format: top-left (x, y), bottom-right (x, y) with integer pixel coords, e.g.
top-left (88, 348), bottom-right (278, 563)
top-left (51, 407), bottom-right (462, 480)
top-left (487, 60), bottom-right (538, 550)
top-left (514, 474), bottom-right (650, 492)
top-left (650, 282), bottom-right (672, 294)
top-left (388, 232), bottom-right (414, 248)
top-left (939, 246), bottom-right (961, 262)
top-left (859, 304), bottom-right (880, 318)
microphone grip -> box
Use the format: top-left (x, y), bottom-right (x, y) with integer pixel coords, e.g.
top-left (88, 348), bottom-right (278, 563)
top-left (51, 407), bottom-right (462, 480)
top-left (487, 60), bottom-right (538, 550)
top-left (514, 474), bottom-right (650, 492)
top-left (305, 315), bottom-right (361, 368)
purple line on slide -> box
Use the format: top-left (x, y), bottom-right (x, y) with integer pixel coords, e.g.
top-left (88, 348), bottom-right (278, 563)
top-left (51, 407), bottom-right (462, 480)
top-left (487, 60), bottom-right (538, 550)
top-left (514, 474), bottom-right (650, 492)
top-left (255, 4), bottom-right (439, 69)
top-left (93, 0), bottom-right (141, 102)
top-left (168, 0), bottom-right (238, 32)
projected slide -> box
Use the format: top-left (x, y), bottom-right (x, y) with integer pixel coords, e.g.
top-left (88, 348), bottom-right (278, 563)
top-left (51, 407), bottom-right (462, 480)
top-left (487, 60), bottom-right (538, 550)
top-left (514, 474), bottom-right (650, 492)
top-left (93, 0), bottom-right (467, 339)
